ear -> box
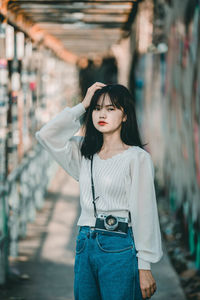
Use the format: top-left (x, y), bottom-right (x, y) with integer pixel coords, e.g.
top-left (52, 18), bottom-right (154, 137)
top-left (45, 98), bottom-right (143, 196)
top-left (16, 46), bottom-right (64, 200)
top-left (122, 114), bottom-right (127, 122)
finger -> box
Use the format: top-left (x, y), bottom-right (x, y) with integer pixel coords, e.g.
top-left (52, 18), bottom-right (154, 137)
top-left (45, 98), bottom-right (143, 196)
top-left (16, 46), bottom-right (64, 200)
top-left (142, 290), bottom-right (146, 299)
top-left (146, 288), bottom-right (152, 298)
top-left (142, 288), bottom-right (149, 299)
top-left (152, 282), bottom-right (157, 293)
top-left (89, 83), bottom-right (105, 91)
top-left (93, 84), bottom-right (105, 89)
top-left (93, 87), bottom-right (104, 92)
top-left (150, 285), bottom-right (155, 296)
top-left (95, 82), bottom-right (106, 85)
top-left (93, 85), bottom-right (105, 92)
top-left (93, 82), bottom-right (106, 87)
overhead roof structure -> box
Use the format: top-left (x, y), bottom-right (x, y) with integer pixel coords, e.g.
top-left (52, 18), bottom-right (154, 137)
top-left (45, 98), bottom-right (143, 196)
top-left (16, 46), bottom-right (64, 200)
top-left (1, 0), bottom-right (139, 62)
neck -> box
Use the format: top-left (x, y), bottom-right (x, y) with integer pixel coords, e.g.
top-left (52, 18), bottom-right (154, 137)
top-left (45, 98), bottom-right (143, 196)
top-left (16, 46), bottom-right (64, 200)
top-left (101, 131), bottom-right (125, 151)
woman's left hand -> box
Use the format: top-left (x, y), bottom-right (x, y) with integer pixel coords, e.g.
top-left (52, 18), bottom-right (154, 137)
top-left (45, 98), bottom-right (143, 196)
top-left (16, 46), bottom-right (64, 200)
top-left (139, 269), bottom-right (157, 299)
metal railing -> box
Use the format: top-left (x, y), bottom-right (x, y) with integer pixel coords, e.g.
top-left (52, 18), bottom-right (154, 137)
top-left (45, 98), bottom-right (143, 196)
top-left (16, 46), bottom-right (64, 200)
top-left (0, 144), bottom-right (58, 284)
top-left (0, 185), bottom-right (9, 285)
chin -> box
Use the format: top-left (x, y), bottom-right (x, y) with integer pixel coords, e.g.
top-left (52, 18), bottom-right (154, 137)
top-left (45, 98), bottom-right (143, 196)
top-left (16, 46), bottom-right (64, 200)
top-left (95, 127), bottom-right (109, 133)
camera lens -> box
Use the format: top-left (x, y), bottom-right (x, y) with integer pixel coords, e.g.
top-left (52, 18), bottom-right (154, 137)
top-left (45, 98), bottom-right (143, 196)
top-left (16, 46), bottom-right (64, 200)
top-left (104, 215), bottom-right (118, 230)
top-left (107, 216), bottom-right (117, 225)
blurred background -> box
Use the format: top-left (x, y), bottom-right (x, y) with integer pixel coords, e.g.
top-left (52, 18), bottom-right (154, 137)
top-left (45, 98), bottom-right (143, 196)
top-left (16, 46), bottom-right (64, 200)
top-left (0, 0), bottom-right (200, 299)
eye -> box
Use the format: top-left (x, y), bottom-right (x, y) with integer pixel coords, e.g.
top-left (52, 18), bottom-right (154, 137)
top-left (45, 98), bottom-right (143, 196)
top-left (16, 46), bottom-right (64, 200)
top-left (94, 107), bottom-right (100, 111)
top-left (108, 107), bottom-right (114, 111)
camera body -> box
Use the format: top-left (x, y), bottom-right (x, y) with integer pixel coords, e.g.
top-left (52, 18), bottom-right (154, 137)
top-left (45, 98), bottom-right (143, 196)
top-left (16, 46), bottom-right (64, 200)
top-left (95, 213), bottom-right (129, 234)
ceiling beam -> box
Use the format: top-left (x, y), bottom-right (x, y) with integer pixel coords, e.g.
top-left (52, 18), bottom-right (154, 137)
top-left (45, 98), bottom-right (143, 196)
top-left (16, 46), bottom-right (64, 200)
top-left (7, 8), bottom-right (131, 14)
top-left (8, 0), bottom-right (137, 3)
top-left (0, 0), bottom-right (78, 63)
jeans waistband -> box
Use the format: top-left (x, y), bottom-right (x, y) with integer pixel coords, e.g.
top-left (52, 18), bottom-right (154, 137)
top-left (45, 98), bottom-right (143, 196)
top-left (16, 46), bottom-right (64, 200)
top-left (79, 225), bottom-right (133, 237)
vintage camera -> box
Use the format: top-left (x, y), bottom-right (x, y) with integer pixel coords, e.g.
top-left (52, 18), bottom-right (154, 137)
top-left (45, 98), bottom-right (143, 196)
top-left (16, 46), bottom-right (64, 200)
top-left (95, 213), bottom-right (129, 234)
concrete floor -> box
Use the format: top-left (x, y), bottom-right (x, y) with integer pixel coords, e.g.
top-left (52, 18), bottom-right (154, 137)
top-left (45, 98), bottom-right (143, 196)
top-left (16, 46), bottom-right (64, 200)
top-left (0, 167), bottom-right (187, 300)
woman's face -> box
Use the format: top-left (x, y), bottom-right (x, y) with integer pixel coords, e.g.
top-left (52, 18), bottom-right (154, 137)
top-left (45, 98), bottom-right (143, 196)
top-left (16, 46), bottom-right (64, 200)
top-left (92, 94), bottom-right (126, 134)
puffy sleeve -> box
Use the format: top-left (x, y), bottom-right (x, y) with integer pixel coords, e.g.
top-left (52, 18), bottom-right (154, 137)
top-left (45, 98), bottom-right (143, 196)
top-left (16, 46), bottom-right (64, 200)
top-left (128, 150), bottom-right (163, 270)
top-left (35, 102), bottom-right (86, 181)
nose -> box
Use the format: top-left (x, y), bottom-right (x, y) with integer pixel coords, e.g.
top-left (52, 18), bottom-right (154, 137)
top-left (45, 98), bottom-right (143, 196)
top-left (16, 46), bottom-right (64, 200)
top-left (99, 108), bottom-right (106, 118)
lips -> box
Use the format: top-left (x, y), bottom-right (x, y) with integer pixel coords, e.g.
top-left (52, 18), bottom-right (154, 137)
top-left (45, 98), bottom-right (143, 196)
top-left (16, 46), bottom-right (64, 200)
top-left (98, 121), bottom-right (107, 125)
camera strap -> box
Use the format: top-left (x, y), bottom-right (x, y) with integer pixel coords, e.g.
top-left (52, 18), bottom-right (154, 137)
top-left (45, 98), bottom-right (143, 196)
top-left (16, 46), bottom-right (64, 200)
top-left (90, 154), bottom-right (131, 223)
top-left (90, 155), bottom-right (99, 218)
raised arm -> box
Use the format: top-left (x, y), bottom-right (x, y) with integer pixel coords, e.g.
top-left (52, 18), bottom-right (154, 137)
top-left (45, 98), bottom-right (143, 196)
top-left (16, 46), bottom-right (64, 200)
top-left (35, 82), bottom-right (106, 181)
top-left (35, 102), bottom-right (86, 181)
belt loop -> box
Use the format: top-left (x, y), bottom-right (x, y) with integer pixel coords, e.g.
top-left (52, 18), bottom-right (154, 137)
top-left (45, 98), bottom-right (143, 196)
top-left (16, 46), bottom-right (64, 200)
top-left (128, 211), bottom-right (131, 223)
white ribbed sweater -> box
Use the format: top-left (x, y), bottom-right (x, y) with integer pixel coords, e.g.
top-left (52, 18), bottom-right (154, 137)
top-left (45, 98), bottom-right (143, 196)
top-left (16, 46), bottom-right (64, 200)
top-left (35, 102), bottom-right (163, 270)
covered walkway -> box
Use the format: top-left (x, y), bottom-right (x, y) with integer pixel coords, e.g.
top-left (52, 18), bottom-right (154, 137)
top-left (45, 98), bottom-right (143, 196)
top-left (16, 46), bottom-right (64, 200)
top-left (0, 0), bottom-right (200, 299)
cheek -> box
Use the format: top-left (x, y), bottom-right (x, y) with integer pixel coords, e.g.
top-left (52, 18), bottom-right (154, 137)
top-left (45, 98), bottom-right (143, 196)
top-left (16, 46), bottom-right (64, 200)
top-left (110, 112), bottom-right (123, 126)
top-left (92, 111), bottom-right (98, 123)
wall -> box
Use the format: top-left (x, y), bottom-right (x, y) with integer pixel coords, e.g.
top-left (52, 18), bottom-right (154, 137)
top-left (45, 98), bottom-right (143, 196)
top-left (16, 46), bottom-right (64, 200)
top-left (131, 0), bottom-right (200, 269)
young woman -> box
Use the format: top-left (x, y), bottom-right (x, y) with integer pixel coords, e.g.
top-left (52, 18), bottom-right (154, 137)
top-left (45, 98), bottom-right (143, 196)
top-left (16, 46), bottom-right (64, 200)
top-left (35, 82), bottom-right (163, 300)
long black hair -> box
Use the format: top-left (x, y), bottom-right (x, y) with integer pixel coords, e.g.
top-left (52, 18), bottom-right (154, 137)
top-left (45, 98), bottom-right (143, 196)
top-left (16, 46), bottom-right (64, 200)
top-left (80, 83), bottom-right (148, 159)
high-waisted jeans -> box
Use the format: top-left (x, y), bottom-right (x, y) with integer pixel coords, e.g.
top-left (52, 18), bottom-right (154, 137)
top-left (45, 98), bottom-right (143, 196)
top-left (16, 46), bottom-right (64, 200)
top-left (74, 226), bottom-right (143, 300)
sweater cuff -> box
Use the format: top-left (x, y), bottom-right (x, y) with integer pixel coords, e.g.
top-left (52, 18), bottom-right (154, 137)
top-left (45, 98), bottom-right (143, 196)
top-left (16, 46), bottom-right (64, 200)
top-left (138, 258), bottom-right (151, 270)
top-left (71, 102), bottom-right (86, 120)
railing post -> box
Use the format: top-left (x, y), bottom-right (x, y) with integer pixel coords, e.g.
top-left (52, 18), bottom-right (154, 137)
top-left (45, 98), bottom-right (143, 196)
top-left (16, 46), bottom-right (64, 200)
top-left (0, 185), bottom-right (9, 285)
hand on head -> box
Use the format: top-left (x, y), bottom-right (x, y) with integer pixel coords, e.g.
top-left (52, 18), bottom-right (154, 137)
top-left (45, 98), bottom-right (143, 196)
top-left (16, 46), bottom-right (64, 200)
top-left (82, 82), bottom-right (106, 109)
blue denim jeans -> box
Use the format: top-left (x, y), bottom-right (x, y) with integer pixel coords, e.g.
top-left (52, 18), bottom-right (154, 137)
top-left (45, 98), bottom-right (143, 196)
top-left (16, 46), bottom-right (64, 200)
top-left (74, 226), bottom-right (143, 300)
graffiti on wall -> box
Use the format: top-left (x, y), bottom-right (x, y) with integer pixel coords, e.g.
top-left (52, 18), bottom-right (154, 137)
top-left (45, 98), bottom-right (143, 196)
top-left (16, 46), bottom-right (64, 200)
top-left (134, 0), bottom-right (200, 269)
